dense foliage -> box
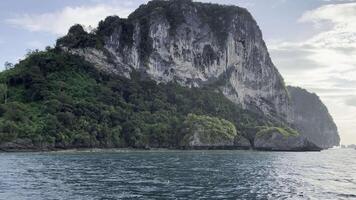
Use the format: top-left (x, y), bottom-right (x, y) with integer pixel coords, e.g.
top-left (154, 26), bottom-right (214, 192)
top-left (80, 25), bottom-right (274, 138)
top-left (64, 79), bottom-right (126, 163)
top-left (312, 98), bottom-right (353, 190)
top-left (0, 48), bottom-right (277, 149)
top-left (56, 25), bottom-right (101, 49)
top-left (0, 0), bottom-right (298, 150)
top-left (181, 114), bottom-right (237, 145)
top-left (256, 126), bottom-right (299, 137)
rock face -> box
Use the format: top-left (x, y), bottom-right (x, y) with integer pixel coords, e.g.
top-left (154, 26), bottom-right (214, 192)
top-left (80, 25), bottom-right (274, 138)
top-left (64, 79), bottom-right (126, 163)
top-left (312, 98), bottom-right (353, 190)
top-left (180, 114), bottom-right (240, 149)
top-left (288, 86), bottom-right (340, 148)
top-left (184, 131), bottom-right (236, 149)
top-left (254, 132), bottom-right (321, 151)
top-left (234, 136), bottom-right (252, 149)
top-left (183, 131), bottom-right (251, 150)
top-left (56, 0), bottom-right (340, 150)
top-left (59, 0), bottom-right (291, 122)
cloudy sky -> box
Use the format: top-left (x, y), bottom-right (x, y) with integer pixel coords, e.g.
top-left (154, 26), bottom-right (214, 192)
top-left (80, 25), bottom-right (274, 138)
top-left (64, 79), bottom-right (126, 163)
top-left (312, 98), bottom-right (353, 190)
top-left (1, 0), bottom-right (355, 145)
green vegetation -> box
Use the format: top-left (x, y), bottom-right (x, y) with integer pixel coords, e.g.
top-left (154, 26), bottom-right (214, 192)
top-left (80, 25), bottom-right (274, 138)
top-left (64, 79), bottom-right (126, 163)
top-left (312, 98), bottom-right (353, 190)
top-left (256, 126), bottom-right (299, 138)
top-left (129, 0), bottom-right (247, 48)
top-left (0, 1), bottom-right (292, 150)
top-left (182, 114), bottom-right (237, 145)
top-left (55, 0), bottom-right (251, 66)
top-left (195, 2), bottom-right (248, 47)
top-left (97, 16), bottom-right (135, 49)
top-left (56, 24), bottom-right (101, 49)
top-left (129, 0), bottom-right (189, 35)
top-left (0, 48), bottom-right (277, 149)
top-left (0, 84), bottom-right (7, 104)
top-left (128, 0), bottom-right (189, 63)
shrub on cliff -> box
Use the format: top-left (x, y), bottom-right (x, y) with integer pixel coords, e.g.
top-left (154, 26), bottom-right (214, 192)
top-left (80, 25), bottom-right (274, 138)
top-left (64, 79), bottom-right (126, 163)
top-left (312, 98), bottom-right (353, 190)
top-left (181, 114), bottom-right (237, 146)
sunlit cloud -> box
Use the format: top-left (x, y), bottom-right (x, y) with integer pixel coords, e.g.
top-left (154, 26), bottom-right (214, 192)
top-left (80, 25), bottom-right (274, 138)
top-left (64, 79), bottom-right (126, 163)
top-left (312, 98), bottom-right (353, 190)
top-left (268, 2), bottom-right (356, 144)
top-left (345, 96), bottom-right (356, 107)
top-left (5, 4), bottom-right (134, 35)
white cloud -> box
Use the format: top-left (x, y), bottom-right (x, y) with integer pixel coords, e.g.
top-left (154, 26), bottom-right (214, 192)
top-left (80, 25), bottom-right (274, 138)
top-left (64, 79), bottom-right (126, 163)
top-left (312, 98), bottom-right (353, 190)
top-left (299, 2), bottom-right (356, 31)
top-left (268, 2), bottom-right (356, 145)
top-left (345, 96), bottom-right (356, 107)
top-left (5, 4), bottom-right (134, 35)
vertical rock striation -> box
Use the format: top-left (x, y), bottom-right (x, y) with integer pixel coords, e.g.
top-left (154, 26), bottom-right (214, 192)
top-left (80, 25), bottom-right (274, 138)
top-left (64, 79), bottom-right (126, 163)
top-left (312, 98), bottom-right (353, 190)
top-left (288, 86), bottom-right (340, 148)
top-left (56, 0), bottom-right (340, 150)
top-left (59, 0), bottom-right (291, 122)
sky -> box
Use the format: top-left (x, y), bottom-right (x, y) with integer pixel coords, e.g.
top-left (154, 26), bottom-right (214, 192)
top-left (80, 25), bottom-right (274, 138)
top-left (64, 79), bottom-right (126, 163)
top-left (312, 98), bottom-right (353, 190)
top-left (0, 0), bottom-right (355, 145)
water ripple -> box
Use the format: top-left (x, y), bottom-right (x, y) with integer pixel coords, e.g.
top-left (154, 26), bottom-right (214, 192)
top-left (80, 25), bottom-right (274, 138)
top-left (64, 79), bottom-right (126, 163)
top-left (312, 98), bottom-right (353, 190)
top-left (0, 149), bottom-right (355, 199)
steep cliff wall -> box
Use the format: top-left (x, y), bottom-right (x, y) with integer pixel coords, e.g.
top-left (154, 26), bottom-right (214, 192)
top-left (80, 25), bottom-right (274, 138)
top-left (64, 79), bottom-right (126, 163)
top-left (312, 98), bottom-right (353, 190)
top-left (55, 0), bottom-right (340, 150)
top-left (288, 86), bottom-right (340, 148)
top-left (58, 0), bottom-right (291, 122)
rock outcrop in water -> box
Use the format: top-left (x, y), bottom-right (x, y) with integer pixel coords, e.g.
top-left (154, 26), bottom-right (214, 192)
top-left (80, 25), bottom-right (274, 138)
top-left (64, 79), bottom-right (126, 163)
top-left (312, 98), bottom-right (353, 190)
top-left (254, 132), bottom-right (321, 151)
top-left (288, 86), bottom-right (340, 148)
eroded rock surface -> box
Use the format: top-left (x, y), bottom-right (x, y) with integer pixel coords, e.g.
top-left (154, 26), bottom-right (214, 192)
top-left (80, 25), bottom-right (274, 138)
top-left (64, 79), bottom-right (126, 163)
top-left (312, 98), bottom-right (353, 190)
top-left (288, 86), bottom-right (340, 149)
top-left (59, 0), bottom-right (291, 122)
top-left (254, 132), bottom-right (321, 151)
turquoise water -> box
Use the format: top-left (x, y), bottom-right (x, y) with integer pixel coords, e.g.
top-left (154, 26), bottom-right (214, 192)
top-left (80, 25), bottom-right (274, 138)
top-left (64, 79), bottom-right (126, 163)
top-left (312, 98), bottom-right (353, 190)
top-left (0, 149), bottom-right (355, 199)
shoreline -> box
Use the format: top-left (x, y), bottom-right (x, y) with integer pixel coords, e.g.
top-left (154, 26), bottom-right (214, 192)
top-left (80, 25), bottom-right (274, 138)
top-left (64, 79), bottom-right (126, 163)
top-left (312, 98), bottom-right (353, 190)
top-left (0, 146), bottom-right (323, 153)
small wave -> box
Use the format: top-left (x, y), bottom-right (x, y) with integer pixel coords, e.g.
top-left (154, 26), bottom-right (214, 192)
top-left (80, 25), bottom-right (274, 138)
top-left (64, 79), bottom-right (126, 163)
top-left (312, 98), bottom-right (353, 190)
top-left (337, 193), bottom-right (356, 198)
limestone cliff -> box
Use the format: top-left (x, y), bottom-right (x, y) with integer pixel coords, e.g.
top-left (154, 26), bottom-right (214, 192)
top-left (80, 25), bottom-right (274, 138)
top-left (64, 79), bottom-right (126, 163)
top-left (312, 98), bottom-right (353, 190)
top-left (288, 86), bottom-right (340, 148)
top-left (55, 0), bottom-right (340, 150)
top-left (58, 0), bottom-right (291, 122)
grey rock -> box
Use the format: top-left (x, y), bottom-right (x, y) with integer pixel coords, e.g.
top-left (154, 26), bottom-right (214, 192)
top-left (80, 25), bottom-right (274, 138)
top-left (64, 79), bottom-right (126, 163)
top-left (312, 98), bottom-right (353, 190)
top-left (62, 0), bottom-right (292, 121)
top-left (184, 131), bottom-right (235, 149)
top-left (58, 0), bottom-right (339, 151)
top-left (0, 139), bottom-right (37, 152)
top-left (0, 139), bottom-right (56, 152)
top-left (288, 86), bottom-right (340, 149)
top-left (234, 135), bottom-right (252, 149)
top-left (254, 132), bottom-right (321, 151)
top-left (182, 133), bottom-right (251, 150)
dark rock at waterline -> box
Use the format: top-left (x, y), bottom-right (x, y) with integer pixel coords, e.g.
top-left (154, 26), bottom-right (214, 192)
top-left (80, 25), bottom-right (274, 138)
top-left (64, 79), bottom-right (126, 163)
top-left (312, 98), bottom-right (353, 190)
top-left (234, 135), bottom-right (252, 149)
top-left (0, 0), bottom-right (339, 152)
top-left (254, 132), bottom-right (321, 151)
top-left (0, 139), bottom-right (52, 152)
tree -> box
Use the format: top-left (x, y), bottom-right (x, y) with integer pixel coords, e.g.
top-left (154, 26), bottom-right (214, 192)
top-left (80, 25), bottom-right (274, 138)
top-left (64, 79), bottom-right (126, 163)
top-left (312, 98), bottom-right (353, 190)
top-left (0, 120), bottom-right (18, 142)
top-left (0, 84), bottom-right (8, 104)
top-left (4, 62), bottom-right (14, 70)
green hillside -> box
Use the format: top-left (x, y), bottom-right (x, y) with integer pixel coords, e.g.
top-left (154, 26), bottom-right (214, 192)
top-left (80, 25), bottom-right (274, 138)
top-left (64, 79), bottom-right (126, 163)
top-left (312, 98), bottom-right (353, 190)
top-left (0, 48), bottom-right (288, 150)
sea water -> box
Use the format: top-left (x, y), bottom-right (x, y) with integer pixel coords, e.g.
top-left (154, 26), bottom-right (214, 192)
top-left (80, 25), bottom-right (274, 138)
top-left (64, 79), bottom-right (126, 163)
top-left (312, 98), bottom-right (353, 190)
top-left (0, 149), bottom-right (355, 199)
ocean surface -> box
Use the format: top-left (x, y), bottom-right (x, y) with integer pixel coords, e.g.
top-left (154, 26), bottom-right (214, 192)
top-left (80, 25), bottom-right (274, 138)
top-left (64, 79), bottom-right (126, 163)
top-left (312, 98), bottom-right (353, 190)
top-left (0, 149), bottom-right (355, 200)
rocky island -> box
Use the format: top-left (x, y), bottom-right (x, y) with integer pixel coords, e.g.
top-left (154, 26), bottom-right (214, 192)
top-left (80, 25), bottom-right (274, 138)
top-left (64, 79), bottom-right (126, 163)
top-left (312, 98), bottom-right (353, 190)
top-left (0, 0), bottom-right (339, 151)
